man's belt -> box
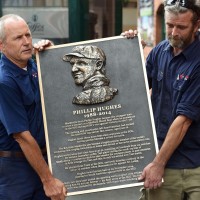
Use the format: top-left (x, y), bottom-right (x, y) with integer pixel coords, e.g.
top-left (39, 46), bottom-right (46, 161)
top-left (0, 147), bottom-right (47, 158)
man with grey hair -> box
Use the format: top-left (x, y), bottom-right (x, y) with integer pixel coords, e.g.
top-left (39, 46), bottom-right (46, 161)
top-left (124, 0), bottom-right (200, 199)
top-left (0, 14), bottom-right (67, 199)
top-left (63, 45), bottom-right (118, 105)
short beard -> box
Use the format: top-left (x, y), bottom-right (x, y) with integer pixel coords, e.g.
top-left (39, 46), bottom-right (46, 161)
top-left (168, 35), bottom-right (185, 49)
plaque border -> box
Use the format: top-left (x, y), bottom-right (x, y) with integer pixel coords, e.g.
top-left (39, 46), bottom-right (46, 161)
top-left (36, 35), bottom-right (159, 196)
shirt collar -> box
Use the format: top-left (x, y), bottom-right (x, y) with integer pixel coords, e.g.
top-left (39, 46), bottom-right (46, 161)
top-left (182, 38), bottom-right (200, 60)
top-left (163, 38), bottom-right (200, 60)
top-left (1, 54), bottom-right (32, 77)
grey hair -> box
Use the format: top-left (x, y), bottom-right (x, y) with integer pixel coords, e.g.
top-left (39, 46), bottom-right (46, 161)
top-left (0, 14), bottom-right (25, 42)
top-left (163, 0), bottom-right (200, 25)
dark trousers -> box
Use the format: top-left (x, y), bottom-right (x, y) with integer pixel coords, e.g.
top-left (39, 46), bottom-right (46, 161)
top-left (0, 157), bottom-right (50, 200)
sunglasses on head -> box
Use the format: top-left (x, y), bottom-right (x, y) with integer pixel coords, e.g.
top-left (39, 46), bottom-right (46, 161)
top-left (165, 0), bottom-right (194, 10)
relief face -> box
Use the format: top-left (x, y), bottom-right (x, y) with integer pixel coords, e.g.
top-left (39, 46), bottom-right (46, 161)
top-left (63, 45), bottom-right (118, 105)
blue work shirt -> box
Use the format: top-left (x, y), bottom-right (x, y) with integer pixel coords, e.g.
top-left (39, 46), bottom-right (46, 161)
top-left (0, 54), bottom-right (46, 151)
top-left (146, 38), bottom-right (200, 168)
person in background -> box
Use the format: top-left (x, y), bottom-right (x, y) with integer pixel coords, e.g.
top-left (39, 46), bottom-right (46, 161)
top-left (0, 14), bottom-right (67, 200)
top-left (123, 0), bottom-right (200, 199)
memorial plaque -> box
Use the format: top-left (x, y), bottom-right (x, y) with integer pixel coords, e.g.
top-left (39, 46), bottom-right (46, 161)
top-left (36, 36), bottom-right (158, 197)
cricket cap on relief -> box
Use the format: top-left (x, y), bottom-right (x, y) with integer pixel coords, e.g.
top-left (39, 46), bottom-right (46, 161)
top-left (62, 45), bottom-right (106, 62)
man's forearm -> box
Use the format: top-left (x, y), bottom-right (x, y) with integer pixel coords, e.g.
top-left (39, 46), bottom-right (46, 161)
top-left (153, 115), bottom-right (192, 166)
top-left (13, 131), bottom-right (53, 183)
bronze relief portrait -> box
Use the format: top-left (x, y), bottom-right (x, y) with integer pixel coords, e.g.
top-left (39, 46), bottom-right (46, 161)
top-left (63, 45), bottom-right (118, 105)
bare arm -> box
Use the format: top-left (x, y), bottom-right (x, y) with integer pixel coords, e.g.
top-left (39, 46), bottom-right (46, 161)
top-left (138, 115), bottom-right (192, 189)
top-left (13, 131), bottom-right (67, 200)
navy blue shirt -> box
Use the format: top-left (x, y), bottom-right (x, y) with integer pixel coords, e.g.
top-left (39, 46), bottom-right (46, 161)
top-left (146, 38), bottom-right (200, 168)
top-left (0, 54), bottom-right (46, 151)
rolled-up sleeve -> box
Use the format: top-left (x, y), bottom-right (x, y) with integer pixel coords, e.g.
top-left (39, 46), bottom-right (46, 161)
top-left (176, 69), bottom-right (200, 121)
